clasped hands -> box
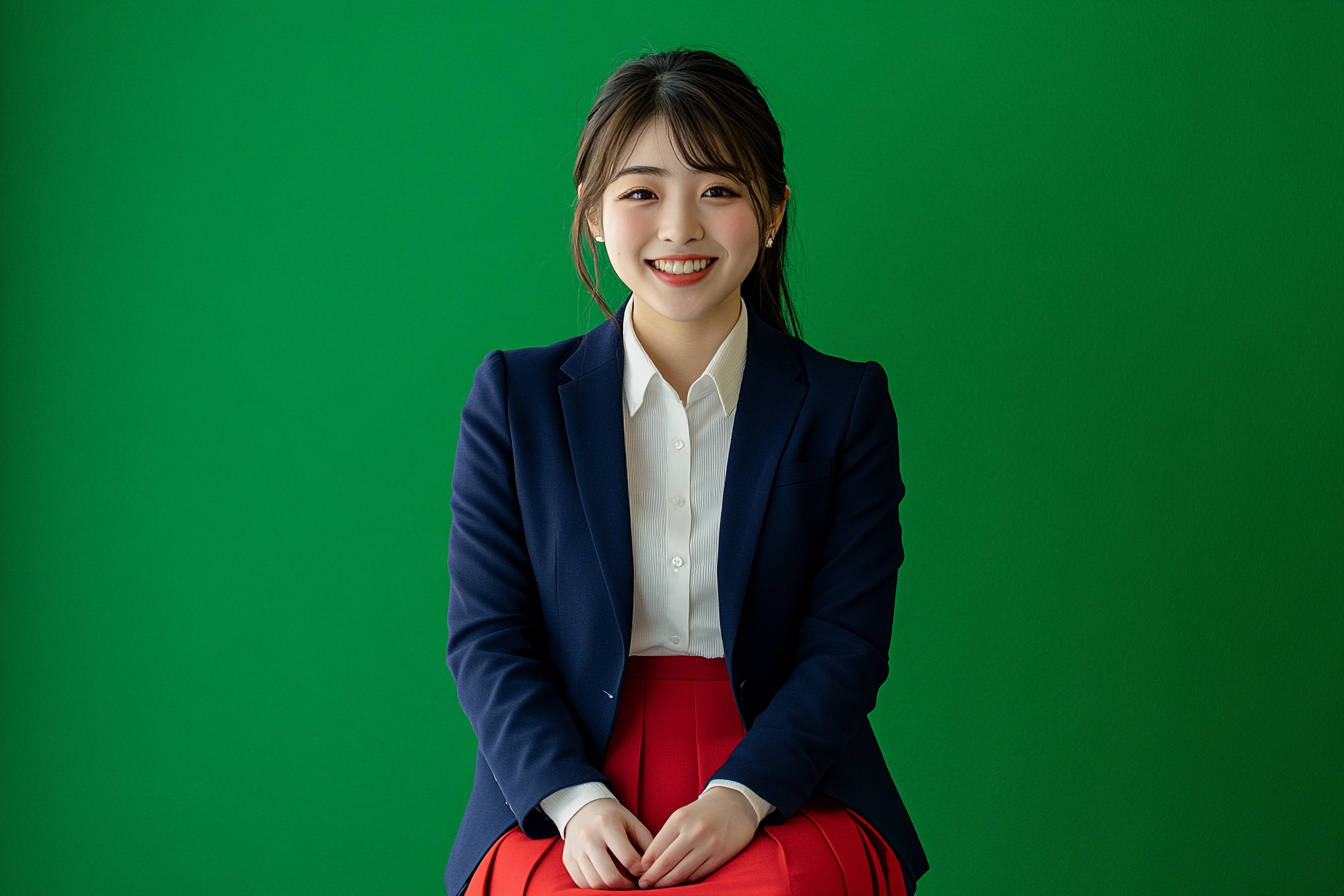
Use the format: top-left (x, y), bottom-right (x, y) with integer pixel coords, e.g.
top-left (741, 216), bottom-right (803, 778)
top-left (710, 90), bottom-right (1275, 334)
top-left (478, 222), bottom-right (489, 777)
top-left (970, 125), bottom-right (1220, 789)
top-left (561, 787), bottom-right (759, 889)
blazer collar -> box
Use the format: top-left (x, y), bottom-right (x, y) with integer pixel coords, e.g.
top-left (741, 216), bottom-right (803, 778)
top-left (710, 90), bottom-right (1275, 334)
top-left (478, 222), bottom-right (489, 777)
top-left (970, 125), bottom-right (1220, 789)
top-left (558, 297), bottom-right (808, 661)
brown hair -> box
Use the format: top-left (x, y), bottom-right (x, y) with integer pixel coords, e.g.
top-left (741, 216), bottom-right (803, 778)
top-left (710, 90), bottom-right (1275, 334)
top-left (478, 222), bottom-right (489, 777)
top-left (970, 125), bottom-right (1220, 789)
top-left (570, 48), bottom-right (799, 336)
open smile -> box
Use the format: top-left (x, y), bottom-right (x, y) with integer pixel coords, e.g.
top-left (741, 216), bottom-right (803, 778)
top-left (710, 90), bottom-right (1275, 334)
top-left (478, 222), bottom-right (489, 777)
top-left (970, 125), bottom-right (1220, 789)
top-left (645, 256), bottom-right (717, 286)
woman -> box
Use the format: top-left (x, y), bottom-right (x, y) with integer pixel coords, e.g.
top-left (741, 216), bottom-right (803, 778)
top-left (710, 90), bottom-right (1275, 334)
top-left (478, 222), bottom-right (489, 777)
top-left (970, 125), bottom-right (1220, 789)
top-left (444, 49), bottom-right (927, 895)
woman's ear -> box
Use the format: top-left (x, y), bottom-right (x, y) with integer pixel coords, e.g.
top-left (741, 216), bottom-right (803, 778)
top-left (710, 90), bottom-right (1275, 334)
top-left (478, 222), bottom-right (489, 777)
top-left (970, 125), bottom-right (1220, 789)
top-left (578, 183), bottom-right (603, 242)
top-left (772, 185), bottom-right (790, 232)
top-left (768, 184), bottom-right (790, 242)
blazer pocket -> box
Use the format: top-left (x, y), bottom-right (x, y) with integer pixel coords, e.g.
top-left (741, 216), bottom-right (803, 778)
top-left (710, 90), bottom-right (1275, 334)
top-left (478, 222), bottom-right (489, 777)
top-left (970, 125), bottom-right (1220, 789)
top-left (773, 456), bottom-right (834, 488)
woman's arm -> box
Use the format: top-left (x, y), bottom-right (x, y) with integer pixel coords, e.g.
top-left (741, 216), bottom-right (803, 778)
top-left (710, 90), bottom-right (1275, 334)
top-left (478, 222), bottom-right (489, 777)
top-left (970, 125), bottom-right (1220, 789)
top-left (712, 359), bottom-right (904, 815)
top-left (712, 359), bottom-right (904, 816)
top-left (451, 350), bottom-right (657, 888)
top-left (447, 350), bottom-right (612, 833)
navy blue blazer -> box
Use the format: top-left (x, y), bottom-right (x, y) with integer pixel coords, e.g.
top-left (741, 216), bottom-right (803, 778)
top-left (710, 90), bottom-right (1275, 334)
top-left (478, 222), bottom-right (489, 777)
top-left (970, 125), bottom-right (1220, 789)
top-left (444, 300), bottom-right (928, 895)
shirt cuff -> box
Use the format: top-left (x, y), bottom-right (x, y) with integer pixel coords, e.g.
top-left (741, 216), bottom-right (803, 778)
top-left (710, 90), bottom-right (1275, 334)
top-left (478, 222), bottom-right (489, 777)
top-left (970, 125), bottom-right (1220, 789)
top-left (704, 779), bottom-right (775, 824)
top-left (538, 781), bottom-right (618, 839)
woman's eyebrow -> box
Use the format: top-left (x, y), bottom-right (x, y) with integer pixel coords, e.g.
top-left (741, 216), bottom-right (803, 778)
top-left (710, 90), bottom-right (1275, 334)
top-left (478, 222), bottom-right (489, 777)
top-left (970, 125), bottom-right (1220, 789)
top-left (613, 165), bottom-right (669, 179)
top-left (613, 164), bottom-right (744, 182)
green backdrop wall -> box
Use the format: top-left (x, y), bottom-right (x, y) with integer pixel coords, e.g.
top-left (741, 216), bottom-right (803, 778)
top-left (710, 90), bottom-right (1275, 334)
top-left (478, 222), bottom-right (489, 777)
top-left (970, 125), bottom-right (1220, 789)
top-left (2, 1), bottom-right (1340, 893)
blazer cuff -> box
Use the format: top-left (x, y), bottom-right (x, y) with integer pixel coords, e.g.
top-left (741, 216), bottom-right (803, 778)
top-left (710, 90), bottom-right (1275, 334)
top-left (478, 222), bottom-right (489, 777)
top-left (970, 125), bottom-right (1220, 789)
top-left (704, 778), bottom-right (775, 825)
top-left (539, 781), bottom-right (617, 839)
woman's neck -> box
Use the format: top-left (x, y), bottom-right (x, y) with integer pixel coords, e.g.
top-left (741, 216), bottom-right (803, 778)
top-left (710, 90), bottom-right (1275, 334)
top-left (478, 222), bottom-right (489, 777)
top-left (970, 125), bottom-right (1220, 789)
top-left (629, 294), bottom-right (742, 404)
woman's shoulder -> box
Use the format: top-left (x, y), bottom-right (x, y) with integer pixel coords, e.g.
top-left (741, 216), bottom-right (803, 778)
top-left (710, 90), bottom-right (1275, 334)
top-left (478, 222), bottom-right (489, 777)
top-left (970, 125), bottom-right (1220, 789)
top-left (778, 329), bottom-right (891, 397)
top-left (475, 317), bottom-right (620, 383)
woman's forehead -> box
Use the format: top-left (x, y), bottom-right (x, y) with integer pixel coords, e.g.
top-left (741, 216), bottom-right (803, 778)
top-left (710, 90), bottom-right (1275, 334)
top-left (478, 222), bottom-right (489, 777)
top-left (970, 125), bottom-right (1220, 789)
top-left (610, 115), bottom-right (745, 181)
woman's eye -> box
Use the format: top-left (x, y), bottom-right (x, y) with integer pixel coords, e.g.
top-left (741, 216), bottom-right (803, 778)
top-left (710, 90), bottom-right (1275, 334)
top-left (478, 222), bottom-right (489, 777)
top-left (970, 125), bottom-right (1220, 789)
top-left (704, 185), bottom-right (738, 198)
top-left (621, 188), bottom-right (655, 200)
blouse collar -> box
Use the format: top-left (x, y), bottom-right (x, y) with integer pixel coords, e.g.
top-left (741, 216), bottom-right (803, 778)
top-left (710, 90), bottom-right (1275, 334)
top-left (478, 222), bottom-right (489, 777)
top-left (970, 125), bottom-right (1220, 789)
top-left (622, 295), bottom-right (748, 418)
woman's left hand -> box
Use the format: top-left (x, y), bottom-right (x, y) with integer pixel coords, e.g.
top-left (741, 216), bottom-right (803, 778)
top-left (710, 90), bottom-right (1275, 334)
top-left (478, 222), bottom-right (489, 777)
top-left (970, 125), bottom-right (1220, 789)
top-left (636, 786), bottom-right (758, 888)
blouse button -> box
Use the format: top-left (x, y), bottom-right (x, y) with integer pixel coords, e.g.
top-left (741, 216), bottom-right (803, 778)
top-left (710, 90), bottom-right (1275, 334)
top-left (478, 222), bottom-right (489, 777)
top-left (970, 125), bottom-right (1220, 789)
top-left (673, 438), bottom-right (685, 450)
top-left (670, 495), bottom-right (685, 507)
top-left (671, 636), bottom-right (680, 645)
top-left (671, 555), bottom-right (684, 569)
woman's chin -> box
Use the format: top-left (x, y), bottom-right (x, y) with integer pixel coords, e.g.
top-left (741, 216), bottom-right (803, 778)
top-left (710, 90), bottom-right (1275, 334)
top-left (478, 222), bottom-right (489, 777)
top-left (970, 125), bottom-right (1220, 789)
top-left (631, 287), bottom-right (740, 327)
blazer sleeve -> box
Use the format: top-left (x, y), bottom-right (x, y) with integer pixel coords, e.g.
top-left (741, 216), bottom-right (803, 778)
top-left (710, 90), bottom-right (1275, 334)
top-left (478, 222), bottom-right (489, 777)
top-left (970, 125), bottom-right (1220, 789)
top-left (446, 350), bottom-right (610, 836)
top-left (711, 360), bottom-right (905, 820)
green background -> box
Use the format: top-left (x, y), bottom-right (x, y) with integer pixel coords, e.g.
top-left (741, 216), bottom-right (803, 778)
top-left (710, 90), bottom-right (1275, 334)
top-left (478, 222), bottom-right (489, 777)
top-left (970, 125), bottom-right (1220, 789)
top-left (2, 1), bottom-right (1340, 893)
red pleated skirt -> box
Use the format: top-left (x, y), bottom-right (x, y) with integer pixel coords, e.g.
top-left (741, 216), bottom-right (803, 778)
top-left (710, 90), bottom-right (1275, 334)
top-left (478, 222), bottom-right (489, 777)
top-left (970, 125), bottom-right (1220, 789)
top-left (465, 656), bottom-right (906, 895)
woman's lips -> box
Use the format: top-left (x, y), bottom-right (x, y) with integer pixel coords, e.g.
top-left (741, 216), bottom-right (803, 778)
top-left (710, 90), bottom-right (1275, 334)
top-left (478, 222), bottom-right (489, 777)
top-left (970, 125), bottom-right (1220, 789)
top-left (646, 257), bottom-right (717, 286)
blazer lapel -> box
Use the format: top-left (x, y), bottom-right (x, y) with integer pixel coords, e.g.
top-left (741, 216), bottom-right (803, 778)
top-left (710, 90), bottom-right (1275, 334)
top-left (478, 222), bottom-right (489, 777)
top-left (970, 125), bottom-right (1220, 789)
top-left (717, 307), bottom-right (808, 659)
top-left (558, 306), bottom-right (635, 653)
top-left (557, 301), bottom-right (807, 661)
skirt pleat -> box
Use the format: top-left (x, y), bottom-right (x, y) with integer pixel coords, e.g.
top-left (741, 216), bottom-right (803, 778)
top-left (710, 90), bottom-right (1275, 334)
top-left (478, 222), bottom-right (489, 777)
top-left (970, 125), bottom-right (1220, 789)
top-left (464, 656), bottom-right (906, 895)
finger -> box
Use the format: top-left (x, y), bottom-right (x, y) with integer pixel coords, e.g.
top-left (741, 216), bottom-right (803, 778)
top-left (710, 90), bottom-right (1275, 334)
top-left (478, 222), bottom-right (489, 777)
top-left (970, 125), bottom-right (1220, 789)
top-left (639, 833), bottom-right (695, 887)
top-left (638, 828), bottom-right (671, 871)
top-left (639, 807), bottom-right (684, 867)
top-left (651, 846), bottom-right (708, 889)
top-left (574, 851), bottom-right (601, 890)
top-left (687, 850), bottom-right (724, 883)
top-left (563, 853), bottom-right (586, 890)
top-left (605, 826), bottom-right (644, 878)
top-left (627, 815), bottom-right (654, 854)
top-left (587, 844), bottom-right (635, 889)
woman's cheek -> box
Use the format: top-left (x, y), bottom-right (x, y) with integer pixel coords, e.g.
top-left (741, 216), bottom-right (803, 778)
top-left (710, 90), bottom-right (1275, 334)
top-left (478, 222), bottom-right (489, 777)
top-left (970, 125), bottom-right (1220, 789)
top-left (720, 207), bottom-right (761, 257)
top-left (603, 216), bottom-right (652, 279)
top-left (608, 250), bottom-right (645, 291)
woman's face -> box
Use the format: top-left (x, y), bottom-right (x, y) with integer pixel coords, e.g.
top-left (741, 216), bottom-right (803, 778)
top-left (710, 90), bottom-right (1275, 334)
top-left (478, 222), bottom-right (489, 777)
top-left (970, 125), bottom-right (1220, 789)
top-left (592, 116), bottom-right (783, 328)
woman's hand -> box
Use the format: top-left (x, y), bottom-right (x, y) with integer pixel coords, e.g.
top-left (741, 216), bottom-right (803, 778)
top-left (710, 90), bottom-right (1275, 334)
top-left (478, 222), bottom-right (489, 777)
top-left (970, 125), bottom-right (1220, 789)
top-left (563, 798), bottom-right (654, 890)
top-left (636, 787), bottom-right (759, 888)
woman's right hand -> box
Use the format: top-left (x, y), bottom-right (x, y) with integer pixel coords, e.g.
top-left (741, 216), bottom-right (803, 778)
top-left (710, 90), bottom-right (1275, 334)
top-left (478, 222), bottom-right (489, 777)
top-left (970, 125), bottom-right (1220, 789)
top-left (562, 798), bottom-right (654, 889)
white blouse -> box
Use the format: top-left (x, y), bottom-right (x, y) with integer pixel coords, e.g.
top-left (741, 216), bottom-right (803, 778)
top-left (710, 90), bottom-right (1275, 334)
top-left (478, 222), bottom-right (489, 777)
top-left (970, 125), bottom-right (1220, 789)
top-left (539, 297), bottom-right (775, 837)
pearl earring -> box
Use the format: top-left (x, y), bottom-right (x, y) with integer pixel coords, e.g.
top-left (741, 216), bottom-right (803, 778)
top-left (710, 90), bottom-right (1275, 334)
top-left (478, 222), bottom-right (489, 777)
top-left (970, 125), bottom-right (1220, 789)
top-left (765, 234), bottom-right (775, 248)
top-left (595, 235), bottom-right (604, 243)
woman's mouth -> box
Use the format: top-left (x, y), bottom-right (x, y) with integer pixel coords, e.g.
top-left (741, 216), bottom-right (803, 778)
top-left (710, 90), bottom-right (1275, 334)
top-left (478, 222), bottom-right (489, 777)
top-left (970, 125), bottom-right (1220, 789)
top-left (646, 257), bottom-right (717, 286)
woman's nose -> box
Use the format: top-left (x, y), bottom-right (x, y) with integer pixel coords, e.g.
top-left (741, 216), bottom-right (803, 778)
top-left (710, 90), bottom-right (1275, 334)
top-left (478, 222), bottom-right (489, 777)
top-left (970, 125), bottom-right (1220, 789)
top-left (658, 192), bottom-right (704, 244)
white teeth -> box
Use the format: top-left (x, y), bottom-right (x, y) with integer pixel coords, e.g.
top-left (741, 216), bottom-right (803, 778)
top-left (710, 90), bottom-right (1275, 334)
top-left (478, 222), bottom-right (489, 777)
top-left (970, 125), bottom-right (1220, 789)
top-left (653, 258), bottom-right (710, 274)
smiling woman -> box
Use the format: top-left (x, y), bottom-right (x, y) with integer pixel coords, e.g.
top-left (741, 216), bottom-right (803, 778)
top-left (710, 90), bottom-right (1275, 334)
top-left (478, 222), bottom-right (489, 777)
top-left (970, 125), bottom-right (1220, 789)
top-left (444, 48), bottom-right (927, 896)
top-left (578, 115), bottom-right (788, 401)
top-left (570, 53), bottom-right (797, 339)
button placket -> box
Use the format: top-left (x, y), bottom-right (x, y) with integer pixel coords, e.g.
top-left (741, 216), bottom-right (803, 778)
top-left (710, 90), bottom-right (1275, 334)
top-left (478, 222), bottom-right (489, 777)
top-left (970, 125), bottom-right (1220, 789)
top-left (665, 387), bottom-right (693, 650)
